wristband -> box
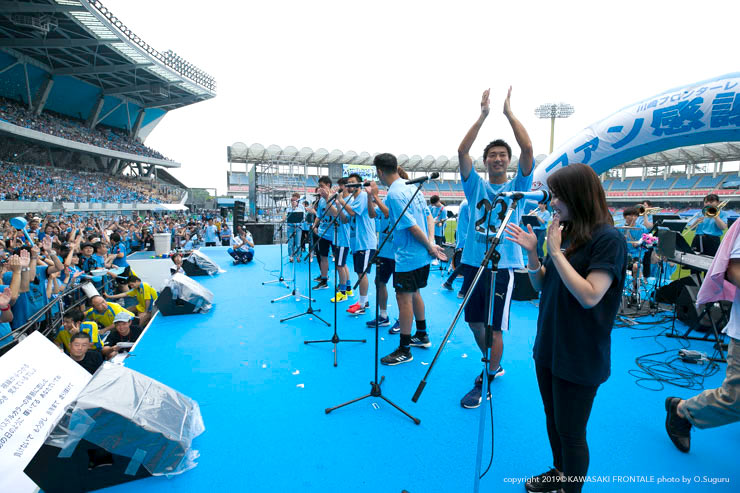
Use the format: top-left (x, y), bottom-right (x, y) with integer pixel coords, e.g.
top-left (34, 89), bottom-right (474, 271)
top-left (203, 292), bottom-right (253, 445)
top-left (527, 262), bottom-right (541, 274)
top-left (0, 305), bottom-right (9, 311)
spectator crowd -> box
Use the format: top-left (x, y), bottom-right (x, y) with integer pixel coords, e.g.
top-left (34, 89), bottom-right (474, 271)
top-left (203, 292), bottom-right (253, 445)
top-left (0, 210), bottom-right (238, 373)
top-left (0, 96), bottom-right (171, 160)
top-left (0, 161), bottom-right (182, 203)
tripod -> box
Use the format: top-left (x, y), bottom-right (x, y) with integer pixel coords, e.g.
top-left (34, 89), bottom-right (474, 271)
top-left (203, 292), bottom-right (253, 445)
top-left (273, 214), bottom-right (313, 305)
top-left (305, 199), bottom-right (366, 366)
top-left (412, 194), bottom-right (522, 492)
top-left (263, 219), bottom-right (291, 289)
top-left (281, 201), bottom-right (333, 326)
top-left (325, 179), bottom-right (430, 424)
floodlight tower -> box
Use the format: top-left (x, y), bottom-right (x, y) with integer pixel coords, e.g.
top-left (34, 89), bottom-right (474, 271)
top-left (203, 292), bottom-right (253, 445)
top-left (535, 103), bottom-right (575, 153)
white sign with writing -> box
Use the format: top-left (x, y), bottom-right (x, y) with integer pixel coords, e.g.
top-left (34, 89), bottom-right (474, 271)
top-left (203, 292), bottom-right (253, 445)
top-left (0, 332), bottom-right (92, 493)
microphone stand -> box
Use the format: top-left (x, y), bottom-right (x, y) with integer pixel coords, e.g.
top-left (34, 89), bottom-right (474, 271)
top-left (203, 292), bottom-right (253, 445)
top-left (325, 178), bottom-right (430, 425)
top-left (304, 200), bottom-right (366, 366)
top-left (272, 214), bottom-right (312, 305)
top-left (281, 195), bottom-right (340, 326)
top-left (411, 194), bottom-right (522, 492)
top-left (262, 218), bottom-right (291, 289)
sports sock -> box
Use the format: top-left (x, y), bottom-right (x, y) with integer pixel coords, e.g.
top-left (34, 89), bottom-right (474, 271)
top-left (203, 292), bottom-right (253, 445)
top-left (415, 319), bottom-right (427, 335)
top-left (400, 334), bottom-right (411, 349)
top-left (379, 309), bottom-right (388, 318)
top-left (359, 295), bottom-right (368, 305)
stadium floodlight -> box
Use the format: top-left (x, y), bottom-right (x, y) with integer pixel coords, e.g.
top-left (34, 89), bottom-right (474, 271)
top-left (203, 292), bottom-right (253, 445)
top-left (534, 102), bottom-right (575, 153)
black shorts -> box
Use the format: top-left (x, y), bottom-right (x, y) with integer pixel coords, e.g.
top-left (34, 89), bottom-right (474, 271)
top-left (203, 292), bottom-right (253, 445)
top-left (462, 266), bottom-right (513, 330)
top-left (435, 235), bottom-right (445, 246)
top-left (353, 250), bottom-right (375, 274)
top-left (452, 249), bottom-right (462, 268)
top-left (331, 245), bottom-right (350, 267)
top-left (393, 264), bottom-right (430, 293)
top-left (317, 237), bottom-right (332, 257)
top-left (376, 257), bottom-right (395, 285)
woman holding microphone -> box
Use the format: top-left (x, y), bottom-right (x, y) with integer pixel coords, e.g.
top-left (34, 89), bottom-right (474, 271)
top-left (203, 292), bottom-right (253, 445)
top-left (505, 163), bottom-right (627, 493)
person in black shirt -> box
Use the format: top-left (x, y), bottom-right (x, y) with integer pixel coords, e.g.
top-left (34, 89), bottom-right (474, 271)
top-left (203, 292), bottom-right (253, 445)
top-left (506, 163), bottom-right (627, 493)
top-left (103, 311), bottom-right (143, 359)
top-left (68, 331), bottom-right (103, 375)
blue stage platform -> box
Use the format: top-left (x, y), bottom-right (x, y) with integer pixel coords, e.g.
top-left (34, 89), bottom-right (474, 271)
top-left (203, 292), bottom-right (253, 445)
top-left (100, 246), bottom-right (738, 492)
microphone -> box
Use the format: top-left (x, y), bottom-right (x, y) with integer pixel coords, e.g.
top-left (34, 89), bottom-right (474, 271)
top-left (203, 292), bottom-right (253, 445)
top-left (405, 172), bottom-right (440, 185)
top-left (326, 192), bottom-right (339, 202)
top-left (499, 190), bottom-right (551, 203)
top-left (344, 181), bottom-right (373, 188)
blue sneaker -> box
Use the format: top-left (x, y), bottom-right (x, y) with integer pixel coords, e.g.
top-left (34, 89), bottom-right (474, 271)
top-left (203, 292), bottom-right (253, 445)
top-left (388, 319), bottom-right (400, 334)
top-left (366, 315), bottom-right (391, 327)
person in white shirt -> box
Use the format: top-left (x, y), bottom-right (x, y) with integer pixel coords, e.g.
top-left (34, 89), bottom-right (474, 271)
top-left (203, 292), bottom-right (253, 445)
top-left (665, 231), bottom-right (740, 453)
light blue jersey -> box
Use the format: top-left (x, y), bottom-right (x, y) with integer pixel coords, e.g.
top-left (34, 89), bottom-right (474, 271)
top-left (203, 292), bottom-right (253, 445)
top-left (386, 178), bottom-right (431, 272)
top-left (460, 168), bottom-right (532, 269)
top-left (623, 224), bottom-right (647, 258)
top-left (431, 205), bottom-right (446, 237)
top-left (534, 209), bottom-right (551, 230)
top-left (316, 197), bottom-right (336, 241)
top-left (375, 208), bottom-right (395, 260)
top-left (695, 210), bottom-right (728, 237)
top-left (456, 200), bottom-right (469, 250)
top-left (350, 191), bottom-right (377, 252)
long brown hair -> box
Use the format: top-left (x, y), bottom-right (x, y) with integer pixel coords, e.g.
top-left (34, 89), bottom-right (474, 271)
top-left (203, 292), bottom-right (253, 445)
top-left (546, 163), bottom-right (612, 258)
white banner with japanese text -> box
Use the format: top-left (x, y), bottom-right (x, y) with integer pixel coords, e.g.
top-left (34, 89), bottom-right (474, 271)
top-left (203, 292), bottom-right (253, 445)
top-left (532, 72), bottom-right (740, 189)
top-left (0, 332), bottom-right (91, 492)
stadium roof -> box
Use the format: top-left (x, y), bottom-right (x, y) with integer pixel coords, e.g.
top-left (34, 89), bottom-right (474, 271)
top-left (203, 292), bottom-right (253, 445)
top-left (227, 142), bottom-right (548, 173)
top-left (229, 141), bottom-right (740, 175)
top-left (0, 0), bottom-right (215, 112)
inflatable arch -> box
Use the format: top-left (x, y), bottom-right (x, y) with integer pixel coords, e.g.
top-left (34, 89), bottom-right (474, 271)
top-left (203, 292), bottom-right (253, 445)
top-left (531, 72), bottom-right (740, 190)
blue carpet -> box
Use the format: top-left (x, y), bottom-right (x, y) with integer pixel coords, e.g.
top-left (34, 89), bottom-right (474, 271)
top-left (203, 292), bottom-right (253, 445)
top-left (101, 246), bottom-right (739, 492)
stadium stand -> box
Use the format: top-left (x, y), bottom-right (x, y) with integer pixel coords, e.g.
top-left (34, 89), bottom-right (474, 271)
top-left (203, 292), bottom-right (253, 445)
top-left (0, 97), bottom-right (169, 160)
top-left (0, 161), bottom-right (181, 203)
top-left (630, 178), bottom-right (652, 190)
top-left (649, 177), bottom-right (676, 190)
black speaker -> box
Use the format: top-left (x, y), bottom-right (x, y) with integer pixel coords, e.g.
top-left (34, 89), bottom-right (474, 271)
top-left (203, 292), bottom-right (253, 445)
top-left (25, 439), bottom-right (152, 492)
top-left (155, 286), bottom-right (199, 316)
top-left (24, 365), bottom-right (203, 493)
top-left (234, 200), bottom-right (246, 231)
top-left (656, 276), bottom-right (698, 304)
top-left (182, 260), bottom-right (209, 277)
top-left (675, 285), bottom-right (728, 331)
top-left (512, 269), bottom-right (538, 301)
top-left (220, 207), bottom-right (228, 217)
top-left (245, 223), bottom-right (274, 245)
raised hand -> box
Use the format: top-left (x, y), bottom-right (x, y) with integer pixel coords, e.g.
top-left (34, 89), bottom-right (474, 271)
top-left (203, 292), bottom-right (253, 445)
top-left (481, 88), bottom-right (491, 118)
top-left (0, 287), bottom-right (11, 307)
top-left (8, 254), bottom-right (22, 273)
top-left (547, 216), bottom-right (563, 254)
top-left (19, 250), bottom-right (30, 268)
top-left (505, 223), bottom-right (537, 255)
top-left (503, 86), bottom-right (513, 117)
top-left (42, 235), bottom-right (52, 252)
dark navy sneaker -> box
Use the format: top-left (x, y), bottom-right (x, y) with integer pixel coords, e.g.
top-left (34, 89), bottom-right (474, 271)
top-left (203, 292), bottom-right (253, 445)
top-left (388, 320), bottom-right (401, 334)
top-left (441, 282), bottom-right (453, 291)
top-left (312, 280), bottom-right (329, 290)
top-left (380, 347), bottom-right (413, 365)
top-left (524, 468), bottom-right (565, 492)
top-left (366, 315), bottom-right (391, 328)
top-left (461, 381), bottom-right (483, 409)
top-left (665, 397), bottom-right (691, 452)
top-left (409, 333), bottom-right (431, 348)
